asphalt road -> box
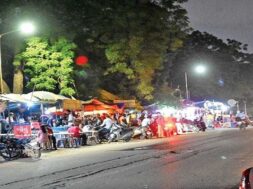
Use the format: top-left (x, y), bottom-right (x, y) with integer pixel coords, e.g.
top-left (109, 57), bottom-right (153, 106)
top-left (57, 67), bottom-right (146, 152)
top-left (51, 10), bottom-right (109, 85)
top-left (0, 128), bottom-right (252, 189)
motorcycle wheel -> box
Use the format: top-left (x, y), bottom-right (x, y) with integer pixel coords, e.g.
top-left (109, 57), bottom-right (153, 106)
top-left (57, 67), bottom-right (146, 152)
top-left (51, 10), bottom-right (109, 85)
top-left (1, 147), bottom-right (20, 161)
top-left (108, 137), bottom-right (113, 143)
top-left (98, 138), bottom-right (103, 144)
top-left (30, 148), bottom-right (41, 159)
top-left (123, 137), bottom-right (131, 142)
top-left (0, 149), bottom-right (11, 161)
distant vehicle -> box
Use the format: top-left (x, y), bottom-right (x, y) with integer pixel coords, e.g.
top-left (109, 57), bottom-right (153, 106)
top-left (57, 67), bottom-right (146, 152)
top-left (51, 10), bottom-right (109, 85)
top-left (239, 167), bottom-right (253, 189)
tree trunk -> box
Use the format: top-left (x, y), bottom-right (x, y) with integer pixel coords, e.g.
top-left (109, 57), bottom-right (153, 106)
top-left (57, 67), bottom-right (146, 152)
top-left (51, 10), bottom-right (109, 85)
top-left (2, 80), bottom-right (11, 94)
top-left (13, 70), bottom-right (23, 94)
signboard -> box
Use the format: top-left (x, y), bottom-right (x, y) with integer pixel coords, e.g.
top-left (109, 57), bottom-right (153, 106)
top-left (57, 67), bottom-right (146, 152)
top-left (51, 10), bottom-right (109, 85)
top-left (31, 121), bottom-right (40, 129)
top-left (113, 100), bottom-right (136, 108)
top-left (13, 123), bottom-right (32, 138)
top-left (62, 99), bottom-right (82, 110)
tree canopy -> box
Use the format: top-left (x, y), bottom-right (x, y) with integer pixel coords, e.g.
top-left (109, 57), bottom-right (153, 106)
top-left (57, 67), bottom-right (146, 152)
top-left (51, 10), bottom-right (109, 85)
top-left (1, 0), bottom-right (190, 101)
top-left (1, 0), bottom-right (253, 110)
top-left (15, 37), bottom-right (76, 96)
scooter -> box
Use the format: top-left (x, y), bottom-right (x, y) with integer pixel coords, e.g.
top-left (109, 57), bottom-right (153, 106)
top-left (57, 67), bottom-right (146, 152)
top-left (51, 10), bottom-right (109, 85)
top-left (132, 126), bottom-right (153, 139)
top-left (108, 124), bottom-right (133, 143)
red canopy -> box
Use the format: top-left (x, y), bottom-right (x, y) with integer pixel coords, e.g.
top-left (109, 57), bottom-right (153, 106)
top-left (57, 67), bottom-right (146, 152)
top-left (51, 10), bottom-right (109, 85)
top-left (83, 99), bottom-right (118, 112)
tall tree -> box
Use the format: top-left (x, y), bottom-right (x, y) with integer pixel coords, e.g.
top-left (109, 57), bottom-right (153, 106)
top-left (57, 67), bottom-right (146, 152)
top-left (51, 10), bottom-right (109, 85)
top-left (15, 37), bottom-right (76, 96)
top-left (2, 0), bottom-right (190, 101)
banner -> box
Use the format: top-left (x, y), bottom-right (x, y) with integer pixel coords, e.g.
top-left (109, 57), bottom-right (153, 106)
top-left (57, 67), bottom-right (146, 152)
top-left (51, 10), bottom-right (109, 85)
top-left (62, 99), bottom-right (82, 110)
top-left (31, 121), bottom-right (40, 129)
top-left (13, 123), bottom-right (32, 138)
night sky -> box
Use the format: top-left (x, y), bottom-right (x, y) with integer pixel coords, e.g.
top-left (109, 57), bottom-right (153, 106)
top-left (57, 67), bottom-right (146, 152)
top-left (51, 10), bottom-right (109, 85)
top-left (185, 0), bottom-right (253, 52)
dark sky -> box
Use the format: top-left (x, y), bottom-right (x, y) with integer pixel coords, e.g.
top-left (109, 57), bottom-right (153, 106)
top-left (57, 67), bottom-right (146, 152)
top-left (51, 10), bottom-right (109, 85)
top-left (185, 0), bottom-right (253, 52)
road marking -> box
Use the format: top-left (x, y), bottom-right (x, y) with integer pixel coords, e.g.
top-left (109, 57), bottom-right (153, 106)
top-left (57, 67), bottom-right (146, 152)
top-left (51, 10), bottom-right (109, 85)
top-left (221, 156), bottom-right (227, 160)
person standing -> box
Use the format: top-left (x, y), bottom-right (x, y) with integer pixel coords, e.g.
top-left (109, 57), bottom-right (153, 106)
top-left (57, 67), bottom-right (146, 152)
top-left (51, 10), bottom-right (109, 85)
top-left (37, 125), bottom-right (49, 150)
top-left (67, 110), bottom-right (74, 126)
top-left (141, 114), bottom-right (151, 138)
top-left (47, 126), bottom-right (57, 150)
top-left (157, 113), bottom-right (165, 138)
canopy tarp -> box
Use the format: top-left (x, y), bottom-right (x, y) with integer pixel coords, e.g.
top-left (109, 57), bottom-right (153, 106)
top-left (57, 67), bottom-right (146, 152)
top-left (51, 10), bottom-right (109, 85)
top-left (98, 89), bottom-right (120, 101)
top-left (23, 91), bottom-right (69, 103)
top-left (82, 99), bottom-right (118, 112)
top-left (0, 94), bottom-right (37, 104)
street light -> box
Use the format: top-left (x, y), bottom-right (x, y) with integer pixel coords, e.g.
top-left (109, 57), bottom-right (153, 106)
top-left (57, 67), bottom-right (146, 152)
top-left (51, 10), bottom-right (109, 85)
top-left (185, 64), bottom-right (207, 99)
top-left (0, 21), bottom-right (35, 93)
top-left (195, 65), bottom-right (207, 74)
top-left (19, 22), bottom-right (36, 35)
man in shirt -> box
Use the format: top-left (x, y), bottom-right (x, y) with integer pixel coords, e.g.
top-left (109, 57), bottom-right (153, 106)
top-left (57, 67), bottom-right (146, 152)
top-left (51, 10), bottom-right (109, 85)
top-left (100, 114), bottom-right (113, 130)
top-left (99, 114), bottom-right (113, 140)
top-left (141, 114), bottom-right (151, 138)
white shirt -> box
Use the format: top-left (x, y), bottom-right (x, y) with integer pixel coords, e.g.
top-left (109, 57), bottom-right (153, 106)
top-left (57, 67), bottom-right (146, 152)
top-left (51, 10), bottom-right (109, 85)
top-left (141, 118), bottom-right (151, 127)
top-left (82, 125), bottom-right (92, 132)
top-left (100, 118), bottom-right (113, 130)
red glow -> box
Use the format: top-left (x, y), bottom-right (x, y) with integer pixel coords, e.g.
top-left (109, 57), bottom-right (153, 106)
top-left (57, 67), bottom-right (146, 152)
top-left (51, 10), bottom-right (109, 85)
top-left (75, 55), bottom-right (89, 66)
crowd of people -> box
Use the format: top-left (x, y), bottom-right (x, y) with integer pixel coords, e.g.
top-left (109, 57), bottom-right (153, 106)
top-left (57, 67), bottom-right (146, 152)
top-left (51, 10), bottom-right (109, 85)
top-left (5, 107), bottom-right (240, 152)
top-left (33, 110), bottom-right (179, 150)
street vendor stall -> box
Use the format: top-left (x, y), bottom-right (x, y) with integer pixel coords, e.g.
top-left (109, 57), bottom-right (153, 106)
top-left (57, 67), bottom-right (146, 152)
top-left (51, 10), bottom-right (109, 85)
top-left (82, 99), bottom-right (119, 115)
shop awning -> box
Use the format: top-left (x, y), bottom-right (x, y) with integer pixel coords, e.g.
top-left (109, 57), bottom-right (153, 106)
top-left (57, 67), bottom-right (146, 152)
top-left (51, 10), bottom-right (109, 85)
top-left (0, 94), bottom-right (38, 104)
top-left (23, 91), bottom-right (69, 103)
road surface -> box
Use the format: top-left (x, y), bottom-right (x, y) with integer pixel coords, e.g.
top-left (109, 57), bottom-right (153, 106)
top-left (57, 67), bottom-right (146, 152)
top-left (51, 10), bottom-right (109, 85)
top-left (0, 128), bottom-right (252, 189)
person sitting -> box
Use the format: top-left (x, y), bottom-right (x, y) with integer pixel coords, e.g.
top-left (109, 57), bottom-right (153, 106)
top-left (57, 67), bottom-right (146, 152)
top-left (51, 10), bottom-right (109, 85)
top-left (100, 115), bottom-right (113, 131)
top-left (67, 120), bottom-right (86, 146)
top-left (98, 114), bottom-right (113, 140)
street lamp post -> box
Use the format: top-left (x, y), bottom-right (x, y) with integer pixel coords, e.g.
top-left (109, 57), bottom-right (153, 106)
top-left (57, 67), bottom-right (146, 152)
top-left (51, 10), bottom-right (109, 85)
top-left (0, 22), bottom-right (35, 94)
top-left (184, 64), bottom-right (207, 100)
top-left (243, 100), bottom-right (247, 115)
top-left (185, 72), bottom-right (189, 99)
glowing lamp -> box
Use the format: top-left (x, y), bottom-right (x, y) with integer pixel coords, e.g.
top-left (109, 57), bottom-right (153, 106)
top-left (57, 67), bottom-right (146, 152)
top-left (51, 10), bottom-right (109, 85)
top-left (75, 55), bottom-right (89, 66)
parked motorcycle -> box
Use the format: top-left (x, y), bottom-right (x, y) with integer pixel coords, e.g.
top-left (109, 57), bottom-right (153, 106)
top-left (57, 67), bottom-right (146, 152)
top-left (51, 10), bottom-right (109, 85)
top-left (132, 126), bottom-right (152, 139)
top-left (94, 126), bottom-right (111, 143)
top-left (0, 136), bottom-right (41, 161)
top-left (108, 124), bottom-right (133, 143)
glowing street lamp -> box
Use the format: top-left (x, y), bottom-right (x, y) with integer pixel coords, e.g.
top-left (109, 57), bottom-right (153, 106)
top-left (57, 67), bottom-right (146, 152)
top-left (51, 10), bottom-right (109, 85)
top-left (195, 65), bottom-right (207, 74)
top-left (185, 64), bottom-right (207, 99)
top-left (19, 22), bottom-right (36, 35)
top-left (0, 21), bottom-right (35, 93)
